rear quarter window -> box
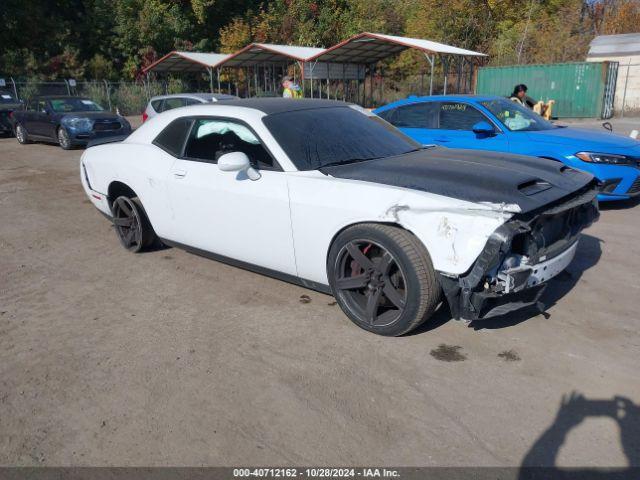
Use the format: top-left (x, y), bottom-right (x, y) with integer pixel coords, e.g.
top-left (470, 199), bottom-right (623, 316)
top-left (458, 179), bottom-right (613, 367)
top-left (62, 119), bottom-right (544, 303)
top-left (389, 102), bottom-right (439, 129)
top-left (152, 117), bottom-right (193, 157)
top-left (151, 100), bottom-right (163, 112)
top-left (163, 98), bottom-right (186, 110)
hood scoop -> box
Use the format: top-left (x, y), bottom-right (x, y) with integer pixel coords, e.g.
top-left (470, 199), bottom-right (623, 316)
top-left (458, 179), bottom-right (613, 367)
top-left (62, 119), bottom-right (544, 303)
top-left (518, 179), bottom-right (552, 196)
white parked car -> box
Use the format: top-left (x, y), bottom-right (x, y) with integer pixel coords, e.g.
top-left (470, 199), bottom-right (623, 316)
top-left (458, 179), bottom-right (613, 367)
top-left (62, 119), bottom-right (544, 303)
top-left (142, 92), bottom-right (238, 122)
top-left (81, 99), bottom-right (599, 336)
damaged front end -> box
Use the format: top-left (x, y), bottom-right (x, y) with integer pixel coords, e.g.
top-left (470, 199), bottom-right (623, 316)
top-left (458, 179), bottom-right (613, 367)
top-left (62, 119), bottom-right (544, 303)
top-left (438, 184), bottom-right (600, 321)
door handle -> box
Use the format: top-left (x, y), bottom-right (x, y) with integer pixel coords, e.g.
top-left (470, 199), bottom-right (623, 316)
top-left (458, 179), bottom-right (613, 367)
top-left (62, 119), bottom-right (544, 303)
top-left (434, 137), bottom-right (451, 143)
top-left (172, 170), bottom-right (187, 179)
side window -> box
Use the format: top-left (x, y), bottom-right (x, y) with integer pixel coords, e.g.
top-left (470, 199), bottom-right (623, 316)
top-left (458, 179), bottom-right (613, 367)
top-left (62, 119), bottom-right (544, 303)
top-left (376, 108), bottom-right (398, 124)
top-left (153, 117), bottom-right (193, 157)
top-left (151, 99), bottom-right (163, 112)
top-left (163, 97), bottom-right (186, 111)
top-left (184, 98), bottom-right (202, 106)
top-left (183, 118), bottom-right (275, 169)
top-left (438, 102), bottom-right (487, 130)
top-left (387, 103), bottom-right (439, 129)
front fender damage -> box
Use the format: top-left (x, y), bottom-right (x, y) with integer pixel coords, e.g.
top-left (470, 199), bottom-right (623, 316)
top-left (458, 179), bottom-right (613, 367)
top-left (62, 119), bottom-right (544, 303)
top-left (385, 186), bottom-right (600, 321)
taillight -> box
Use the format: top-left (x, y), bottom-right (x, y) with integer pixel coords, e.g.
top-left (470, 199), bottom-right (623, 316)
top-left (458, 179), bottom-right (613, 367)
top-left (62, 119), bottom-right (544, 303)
top-left (142, 111), bottom-right (148, 123)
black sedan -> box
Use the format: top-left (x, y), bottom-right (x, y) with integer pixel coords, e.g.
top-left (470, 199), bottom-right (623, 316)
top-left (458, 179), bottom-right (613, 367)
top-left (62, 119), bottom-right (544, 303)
top-left (0, 90), bottom-right (22, 136)
top-left (13, 96), bottom-right (131, 149)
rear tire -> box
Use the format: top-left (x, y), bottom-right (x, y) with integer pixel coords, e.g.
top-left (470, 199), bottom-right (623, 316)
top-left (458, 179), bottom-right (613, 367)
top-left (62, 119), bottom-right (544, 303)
top-left (112, 196), bottom-right (157, 253)
top-left (328, 223), bottom-right (441, 336)
top-left (15, 124), bottom-right (31, 144)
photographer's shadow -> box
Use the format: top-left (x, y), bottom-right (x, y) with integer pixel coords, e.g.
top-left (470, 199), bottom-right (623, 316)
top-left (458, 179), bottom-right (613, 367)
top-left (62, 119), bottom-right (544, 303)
top-left (519, 392), bottom-right (640, 479)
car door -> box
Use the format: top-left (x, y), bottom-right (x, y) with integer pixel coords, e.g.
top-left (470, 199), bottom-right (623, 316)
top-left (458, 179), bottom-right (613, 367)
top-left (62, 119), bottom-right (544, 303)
top-left (432, 101), bottom-right (509, 152)
top-left (30, 99), bottom-right (51, 136)
top-left (20, 99), bottom-right (37, 132)
top-left (378, 102), bottom-right (440, 145)
top-left (165, 116), bottom-right (297, 276)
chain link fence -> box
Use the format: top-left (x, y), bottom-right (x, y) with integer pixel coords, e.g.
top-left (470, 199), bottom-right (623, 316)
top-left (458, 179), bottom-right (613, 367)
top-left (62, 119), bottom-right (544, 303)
top-left (5, 78), bottom-right (228, 116)
top-left (3, 70), bottom-right (473, 114)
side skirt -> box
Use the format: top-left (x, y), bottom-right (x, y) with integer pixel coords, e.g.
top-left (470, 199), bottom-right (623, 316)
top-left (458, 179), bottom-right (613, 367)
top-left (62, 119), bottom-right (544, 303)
top-left (159, 238), bottom-right (333, 296)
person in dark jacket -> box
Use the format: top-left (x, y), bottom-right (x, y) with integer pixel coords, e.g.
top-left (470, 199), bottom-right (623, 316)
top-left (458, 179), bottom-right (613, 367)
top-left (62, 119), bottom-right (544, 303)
top-left (510, 84), bottom-right (550, 117)
top-left (510, 84), bottom-right (535, 108)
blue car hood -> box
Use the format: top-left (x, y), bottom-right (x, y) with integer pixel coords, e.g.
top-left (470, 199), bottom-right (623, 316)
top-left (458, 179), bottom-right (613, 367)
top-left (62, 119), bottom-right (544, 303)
top-left (526, 127), bottom-right (640, 154)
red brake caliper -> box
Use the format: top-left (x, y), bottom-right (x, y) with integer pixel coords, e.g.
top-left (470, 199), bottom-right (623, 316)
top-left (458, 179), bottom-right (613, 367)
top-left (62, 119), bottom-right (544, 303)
top-left (351, 243), bottom-right (372, 277)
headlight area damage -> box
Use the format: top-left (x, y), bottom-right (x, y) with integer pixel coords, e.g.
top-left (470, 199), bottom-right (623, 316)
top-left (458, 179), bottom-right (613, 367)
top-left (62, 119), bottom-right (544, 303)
top-left (438, 184), bottom-right (600, 321)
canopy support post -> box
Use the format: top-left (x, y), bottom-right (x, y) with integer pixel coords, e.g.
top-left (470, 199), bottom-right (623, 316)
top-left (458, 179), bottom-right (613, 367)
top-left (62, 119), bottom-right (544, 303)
top-left (207, 67), bottom-right (214, 93)
top-left (245, 67), bottom-right (250, 98)
top-left (424, 54), bottom-right (435, 96)
top-left (369, 64), bottom-right (374, 108)
top-left (440, 55), bottom-right (449, 95)
top-left (216, 68), bottom-right (221, 93)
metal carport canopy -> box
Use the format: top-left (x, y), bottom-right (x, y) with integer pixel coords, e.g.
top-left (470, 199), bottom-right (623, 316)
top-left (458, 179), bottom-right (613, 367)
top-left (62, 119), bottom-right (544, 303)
top-left (143, 51), bottom-right (230, 73)
top-left (217, 43), bottom-right (326, 67)
top-left (306, 32), bottom-right (486, 63)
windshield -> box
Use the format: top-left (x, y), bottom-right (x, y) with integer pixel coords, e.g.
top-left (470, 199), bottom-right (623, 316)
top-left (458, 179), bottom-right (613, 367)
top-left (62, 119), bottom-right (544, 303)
top-left (262, 106), bottom-right (422, 170)
top-left (481, 98), bottom-right (555, 132)
top-left (0, 92), bottom-right (17, 104)
top-left (50, 98), bottom-right (104, 113)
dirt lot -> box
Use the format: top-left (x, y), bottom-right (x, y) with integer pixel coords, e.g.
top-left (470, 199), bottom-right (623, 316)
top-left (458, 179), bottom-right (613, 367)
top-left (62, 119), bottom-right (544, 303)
top-left (1, 131), bottom-right (639, 468)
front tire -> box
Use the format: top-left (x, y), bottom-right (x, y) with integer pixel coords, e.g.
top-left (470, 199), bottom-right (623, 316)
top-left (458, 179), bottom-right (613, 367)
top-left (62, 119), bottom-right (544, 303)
top-left (328, 224), bottom-right (441, 336)
top-left (15, 124), bottom-right (31, 144)
top-left (57, 127), bottom-right (73, 150)
top-left (112, 196), bottom-right (157, 253)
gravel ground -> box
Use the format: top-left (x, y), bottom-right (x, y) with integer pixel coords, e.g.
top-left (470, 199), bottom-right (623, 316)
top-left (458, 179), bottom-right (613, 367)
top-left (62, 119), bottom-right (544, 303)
top-left (0, 130), bottom-right (639, 468)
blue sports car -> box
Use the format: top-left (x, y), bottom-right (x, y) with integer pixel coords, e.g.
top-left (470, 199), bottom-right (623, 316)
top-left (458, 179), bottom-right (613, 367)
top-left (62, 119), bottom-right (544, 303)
top-left (374, 95), bottom-right (640, 201)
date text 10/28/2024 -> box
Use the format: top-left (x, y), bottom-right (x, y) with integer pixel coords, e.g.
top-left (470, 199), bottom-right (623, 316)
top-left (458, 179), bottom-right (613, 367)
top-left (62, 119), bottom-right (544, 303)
top-left (233, 468), bottom-right (400, 478)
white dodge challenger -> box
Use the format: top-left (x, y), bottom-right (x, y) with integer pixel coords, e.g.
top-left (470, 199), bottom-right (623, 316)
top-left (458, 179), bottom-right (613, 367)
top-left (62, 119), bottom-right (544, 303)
top-left (81, 99), bottom-right (599, 336)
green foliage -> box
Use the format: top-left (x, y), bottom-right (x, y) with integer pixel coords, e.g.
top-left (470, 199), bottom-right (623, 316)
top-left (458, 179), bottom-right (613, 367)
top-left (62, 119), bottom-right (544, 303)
top-left (111, 82), bottom-right (149, 115)
top-left (166, 77), bottom-right (187, 94)
top-left (1, 0), bottom-right (639, 80)
top-left (79, 81), bottom-right (111, 109)
top-left (17, 78), bottom-right (41, 105)
top-left (87, 54), bottom-right (116, 81)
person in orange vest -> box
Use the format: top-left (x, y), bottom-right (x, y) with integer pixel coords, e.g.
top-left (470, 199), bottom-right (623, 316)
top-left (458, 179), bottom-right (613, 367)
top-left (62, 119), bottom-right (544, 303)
top-left (282, 76), bottom-right (302, 98)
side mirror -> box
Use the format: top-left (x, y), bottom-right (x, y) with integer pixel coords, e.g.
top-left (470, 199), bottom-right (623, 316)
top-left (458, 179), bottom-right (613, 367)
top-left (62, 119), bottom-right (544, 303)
top-left (472, 121), bottom-right (495, 136)
top-left (217, 151), bottom-right (261, 181)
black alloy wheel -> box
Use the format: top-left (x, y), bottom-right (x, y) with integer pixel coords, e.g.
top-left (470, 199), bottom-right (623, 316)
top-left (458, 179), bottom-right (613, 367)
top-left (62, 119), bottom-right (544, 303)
top-left (112, 196), bottom-right (155, 253)
top-left (334, 240), bottom-right (408, 328)
top-left (328, 224), bottom-right (440, 336)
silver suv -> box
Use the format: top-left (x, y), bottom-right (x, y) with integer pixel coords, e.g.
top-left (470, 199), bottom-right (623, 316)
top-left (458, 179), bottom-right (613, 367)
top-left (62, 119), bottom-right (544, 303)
top-left (142, 93), bottom-right (238, 122)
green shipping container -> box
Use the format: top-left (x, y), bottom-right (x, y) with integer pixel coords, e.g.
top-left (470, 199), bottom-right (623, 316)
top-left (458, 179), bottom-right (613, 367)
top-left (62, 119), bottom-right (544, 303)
top-left (475, 62), bottom-right (612, 118)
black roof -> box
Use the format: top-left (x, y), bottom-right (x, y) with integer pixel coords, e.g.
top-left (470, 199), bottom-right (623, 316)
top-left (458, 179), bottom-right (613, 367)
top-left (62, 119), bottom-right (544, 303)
top-left (215, 98), bottom-right (351, 115)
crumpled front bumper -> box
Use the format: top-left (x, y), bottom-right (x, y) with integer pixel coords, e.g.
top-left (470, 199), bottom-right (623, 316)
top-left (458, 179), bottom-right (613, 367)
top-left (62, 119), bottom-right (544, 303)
top-left (438, 185), bottom-right (600, 321)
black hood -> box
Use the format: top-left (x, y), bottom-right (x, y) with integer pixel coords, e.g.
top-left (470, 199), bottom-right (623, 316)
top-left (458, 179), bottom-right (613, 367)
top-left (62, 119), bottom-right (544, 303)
top-left (320, 147), bottom-right (595, 213)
